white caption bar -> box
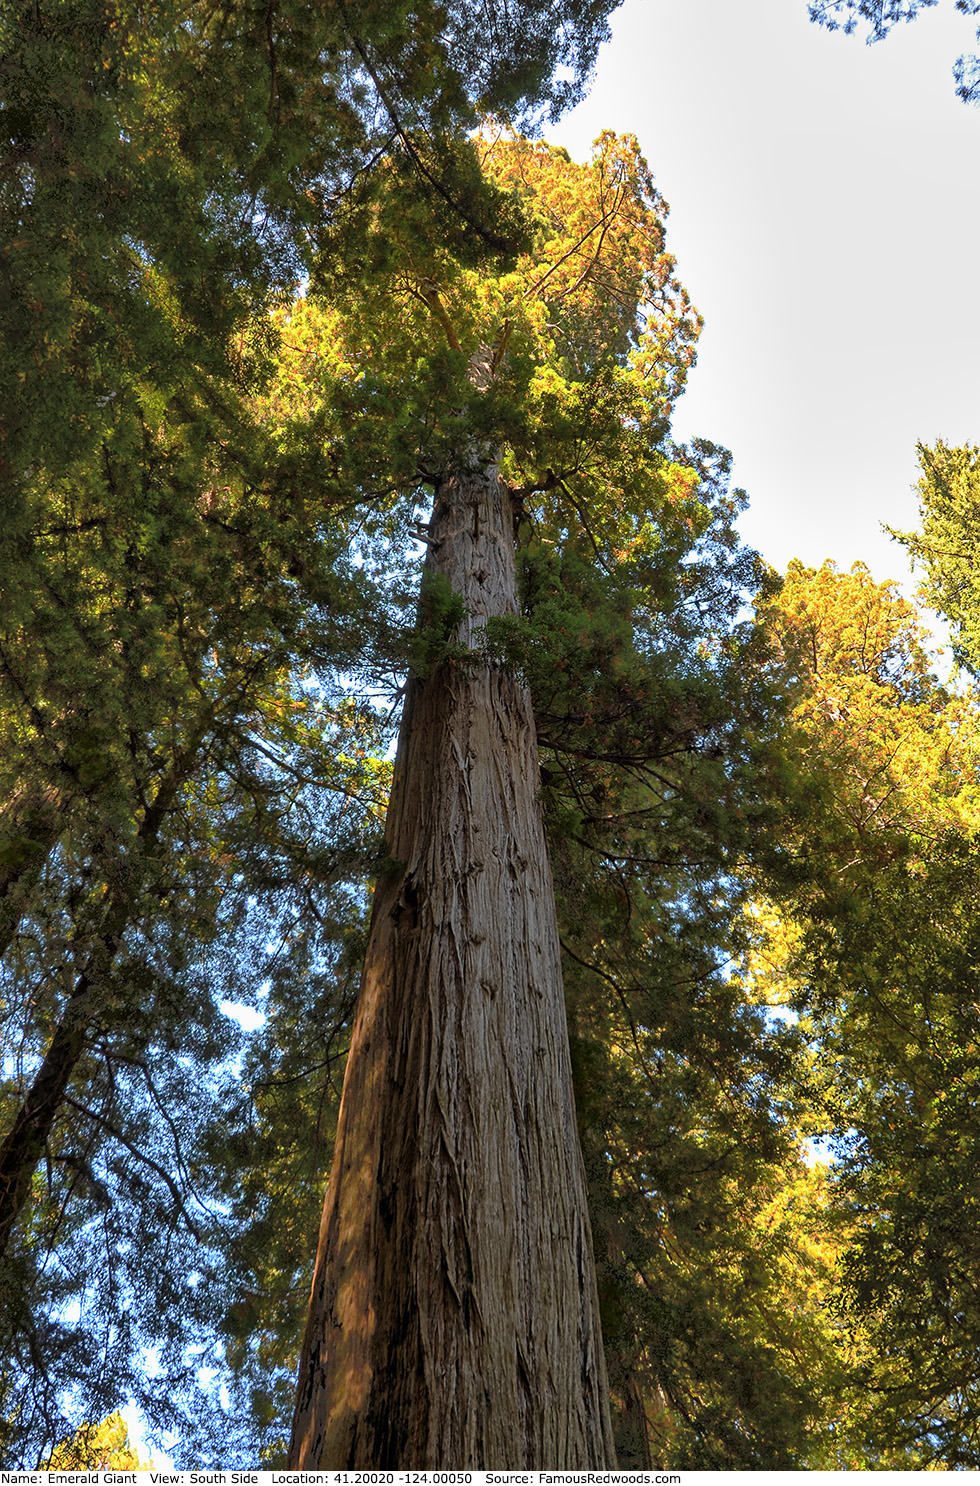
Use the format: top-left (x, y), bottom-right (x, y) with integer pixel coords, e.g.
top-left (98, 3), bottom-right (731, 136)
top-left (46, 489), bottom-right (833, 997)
top-left (0, 1475), bottom-right (681, 1486)
top-left (0, 1470), bottom-right (971, 1485)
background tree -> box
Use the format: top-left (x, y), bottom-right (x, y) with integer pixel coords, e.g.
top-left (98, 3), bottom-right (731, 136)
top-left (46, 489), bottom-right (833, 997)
top-left (745, 558), bottom-right (980, 1466)
top-left (0, 662), bottom-right (397, 1463)
top-left (897, 442), bottom-right (980, 673)
top-left (502, 475), bottom-right (851, 1465)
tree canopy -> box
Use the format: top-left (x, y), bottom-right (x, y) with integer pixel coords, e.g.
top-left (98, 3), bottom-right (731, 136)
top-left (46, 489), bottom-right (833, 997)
top-left (4, 0), bottom-right (980, 1469)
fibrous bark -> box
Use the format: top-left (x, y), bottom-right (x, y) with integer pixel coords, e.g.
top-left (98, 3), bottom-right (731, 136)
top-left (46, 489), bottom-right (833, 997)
top-left (289, 462), bottom-right (614, 1468)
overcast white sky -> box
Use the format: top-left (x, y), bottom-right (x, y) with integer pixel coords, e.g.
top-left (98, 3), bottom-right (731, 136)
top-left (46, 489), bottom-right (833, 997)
top-left (552, 0), bottom-right (980, 595)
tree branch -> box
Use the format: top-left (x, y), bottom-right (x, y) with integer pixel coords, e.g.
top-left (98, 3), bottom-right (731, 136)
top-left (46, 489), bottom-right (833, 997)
top-left (60, 1095), bottom-right (202, 1240)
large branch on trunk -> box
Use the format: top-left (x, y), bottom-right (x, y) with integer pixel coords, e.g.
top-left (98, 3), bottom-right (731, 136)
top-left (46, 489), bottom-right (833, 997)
top-left (0, 757), bottom-right (191, 1260)
top-left (0, 966), bottom-right (103, 1259)
top-left (0, 784), bottom-right (67, 961)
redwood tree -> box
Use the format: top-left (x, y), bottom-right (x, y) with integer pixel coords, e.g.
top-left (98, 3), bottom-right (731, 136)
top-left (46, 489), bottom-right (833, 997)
top-left (279, 132), bottom-right (702, 1468)
top-left (290, 461), bottom-right (615, 1467)
top-left (0, 0), bottom-right (623, 1454)
top-left (0, 0), bottom-right (616, 1260)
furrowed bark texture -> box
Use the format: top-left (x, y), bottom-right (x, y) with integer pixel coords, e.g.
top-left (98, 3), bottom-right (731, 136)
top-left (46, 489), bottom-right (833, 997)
top-left (290, 464), bottom-right (615, 1469)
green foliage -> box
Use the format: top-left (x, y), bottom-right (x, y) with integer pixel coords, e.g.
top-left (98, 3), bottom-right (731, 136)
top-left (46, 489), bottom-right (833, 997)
top-left (0, 677), bottom-right (392, 1464)
top-left (746, 558), bottom-right (980, 1465)
top-left (820, 838), bottom-right (980, 1465)
top-left (407, 572), bottom-right (468, 679)
top-left (0, 0), bottom-right (620, 497)
top-left (1, 0), bottom-right (637, 1455)
top-left (199, 126), bottom-right (845, 1469)
top-left (894, 442), bottom-right (980, 677)
top-left (9, 0), bottom-right (977, 1463)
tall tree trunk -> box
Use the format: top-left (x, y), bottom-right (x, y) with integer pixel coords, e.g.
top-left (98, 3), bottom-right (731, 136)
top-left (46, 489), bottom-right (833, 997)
top-left (290, 462), bottom-right (615, 1469)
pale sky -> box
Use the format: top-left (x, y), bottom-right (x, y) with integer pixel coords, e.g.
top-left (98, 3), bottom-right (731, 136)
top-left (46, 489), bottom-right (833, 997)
top-left (552, 0), bottom-right (980, 594)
